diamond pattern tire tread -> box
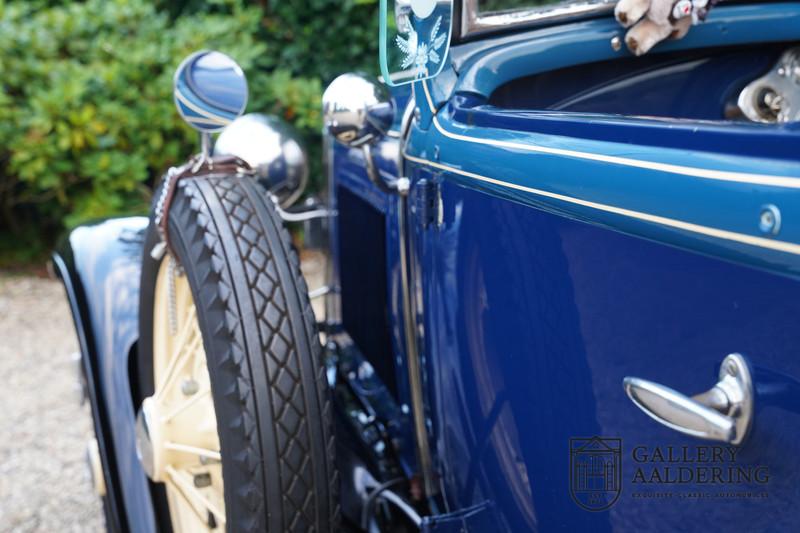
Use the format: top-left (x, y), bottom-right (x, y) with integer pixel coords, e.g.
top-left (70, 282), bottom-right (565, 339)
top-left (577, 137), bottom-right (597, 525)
top-left (141, 174), bottom-right (339, 532)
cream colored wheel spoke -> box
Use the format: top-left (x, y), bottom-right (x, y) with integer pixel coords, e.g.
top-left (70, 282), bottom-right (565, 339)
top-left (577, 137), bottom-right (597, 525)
top-left (136, 257), bottom-right (224, 533)
top-left (161, 388), bottom-right (210, 423)
top-left (155, 308), bottom-right (195, 390)
top-left (165, 466), bottom-right (227, 526)
top-left (155, 318), bottom-right (201, 400)
top-left (163, 442), bottom-right (222, 462)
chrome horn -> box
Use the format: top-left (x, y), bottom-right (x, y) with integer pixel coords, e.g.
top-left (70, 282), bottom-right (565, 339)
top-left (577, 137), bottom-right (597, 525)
top-left (214, 114), bottom-right (308, 208)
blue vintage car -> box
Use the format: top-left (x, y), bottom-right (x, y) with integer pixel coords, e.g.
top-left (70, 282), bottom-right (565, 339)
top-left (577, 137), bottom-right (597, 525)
top-left (53, 0), bottom-right (800, 531)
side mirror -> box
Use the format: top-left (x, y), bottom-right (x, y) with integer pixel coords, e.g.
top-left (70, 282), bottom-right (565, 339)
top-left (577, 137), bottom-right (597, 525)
top-left (322, 73), bottom-right (394, 148)
top-left (173, 50), bottom-right (248, 134)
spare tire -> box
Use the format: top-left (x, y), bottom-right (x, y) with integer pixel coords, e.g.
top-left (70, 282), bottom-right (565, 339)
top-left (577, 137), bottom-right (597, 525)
top-left (137, 174), bottom-right (339, 532)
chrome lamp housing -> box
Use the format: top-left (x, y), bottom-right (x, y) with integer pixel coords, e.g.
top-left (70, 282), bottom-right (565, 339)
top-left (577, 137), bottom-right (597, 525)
top-left (322, 73), bottom-right (394, 148)
top-left (214, 113), bottom-right (309, 208)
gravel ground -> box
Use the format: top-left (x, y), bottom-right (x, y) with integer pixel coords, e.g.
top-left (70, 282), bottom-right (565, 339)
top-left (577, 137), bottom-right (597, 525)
top-left (0, 274), bottom-right (104, 532)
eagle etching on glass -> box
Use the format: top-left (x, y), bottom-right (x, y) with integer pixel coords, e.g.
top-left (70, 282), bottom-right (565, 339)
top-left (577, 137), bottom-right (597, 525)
top-left (396, 15), bottom-right (447, 78)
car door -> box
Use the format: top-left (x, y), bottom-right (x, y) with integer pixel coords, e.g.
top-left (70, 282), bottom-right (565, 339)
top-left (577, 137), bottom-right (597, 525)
top-left (404, 1), bottom-right (800, 531)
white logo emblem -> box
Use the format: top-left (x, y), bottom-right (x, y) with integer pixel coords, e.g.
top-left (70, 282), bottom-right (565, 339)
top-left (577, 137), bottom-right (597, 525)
top-left (411, 0), bottom-right (436, 19)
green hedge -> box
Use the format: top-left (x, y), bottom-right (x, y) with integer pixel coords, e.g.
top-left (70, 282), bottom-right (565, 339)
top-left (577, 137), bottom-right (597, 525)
top-left (0, 0), bottom-right (378, 264)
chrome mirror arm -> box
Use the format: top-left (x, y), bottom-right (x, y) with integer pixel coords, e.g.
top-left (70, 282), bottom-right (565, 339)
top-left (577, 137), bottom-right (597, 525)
top-left (200, 132), bottom-right (212, 161)
top-left (362, 143), bottom-right (405, 196)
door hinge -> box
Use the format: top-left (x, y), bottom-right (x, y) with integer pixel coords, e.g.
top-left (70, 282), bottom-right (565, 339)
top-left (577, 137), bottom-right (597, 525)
top-left (411, 178), bottom-right (440, 229)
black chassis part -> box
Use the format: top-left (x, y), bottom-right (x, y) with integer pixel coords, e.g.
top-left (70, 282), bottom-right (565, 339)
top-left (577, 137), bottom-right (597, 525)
top-left (326, 332), bottom-right (418, 526)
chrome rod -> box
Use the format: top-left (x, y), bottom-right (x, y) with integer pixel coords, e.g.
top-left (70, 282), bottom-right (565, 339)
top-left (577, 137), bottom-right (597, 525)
top-left (396, 92), bottom-right (436, 497)
top-left (363, 143), bottom-right (401, 194)
top-left (323, 133), bottom-right (341, 327)
top-left (200, 132), bottom-right (212, 160)
top-left (321, 76), bottom-right (436, 496)
top-left (274, 204), bottom-right (336, 222)
top-left (397, 184), bottom-right (436, 497)
top-left (308, 286), bottom-right (332, 300)
top-left (380, 489), bottom-right (423, 526)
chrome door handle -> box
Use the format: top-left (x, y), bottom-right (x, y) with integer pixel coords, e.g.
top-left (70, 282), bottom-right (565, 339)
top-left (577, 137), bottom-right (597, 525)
top-left (623, 353), bottom-right (754, 445)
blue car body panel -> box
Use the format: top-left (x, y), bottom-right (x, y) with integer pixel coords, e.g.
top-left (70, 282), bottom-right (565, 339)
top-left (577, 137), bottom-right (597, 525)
top-left (406, 101), bottom-right (800, 277)
top-left (333, 3), bottom-right (800, 531)
top-left (411, 181), bottom-right (800, 531)
top-left (453, 97), bottom-right (800, 162)
top-left (54, 217), bottom-right (156, 533)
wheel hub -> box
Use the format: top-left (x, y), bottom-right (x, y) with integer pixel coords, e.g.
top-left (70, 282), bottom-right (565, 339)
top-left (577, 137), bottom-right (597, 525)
top-left (135, 397), bottom-right (164, 481)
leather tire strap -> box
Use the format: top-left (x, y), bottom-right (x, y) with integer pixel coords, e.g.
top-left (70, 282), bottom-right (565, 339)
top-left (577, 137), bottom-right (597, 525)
top-left (157, 154), bottom-right (251, 260)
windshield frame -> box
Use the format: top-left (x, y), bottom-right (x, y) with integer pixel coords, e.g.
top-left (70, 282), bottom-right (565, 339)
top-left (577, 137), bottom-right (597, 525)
top-left (462, 0), bottom-right (615, 38)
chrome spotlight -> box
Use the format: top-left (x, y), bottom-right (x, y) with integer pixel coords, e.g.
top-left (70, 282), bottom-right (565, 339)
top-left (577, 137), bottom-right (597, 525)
top-left (214, 113), bottom-right (309, 208)
top-left (322, 73), bottom-right (394, 148)
top-left (323, 73), bottom-right (399, 194)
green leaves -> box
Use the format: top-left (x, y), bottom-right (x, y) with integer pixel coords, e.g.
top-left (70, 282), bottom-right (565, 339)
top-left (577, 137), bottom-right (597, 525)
top-left (0, 0), bottom-right (379, 261)
top-left (0, 2), bottom-right (167, 235)
top-left (0, 1), bottom-right (242, 247)
top-left (258, 0), bottom-right (379, 82)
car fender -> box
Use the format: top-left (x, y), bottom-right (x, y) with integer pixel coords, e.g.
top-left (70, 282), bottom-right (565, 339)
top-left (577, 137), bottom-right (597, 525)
top-left (52, 216), bottom-right (156, 533)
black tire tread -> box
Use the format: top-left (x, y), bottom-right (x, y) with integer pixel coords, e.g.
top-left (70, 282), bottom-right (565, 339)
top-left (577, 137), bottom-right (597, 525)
top-left (161, 175), bottom-right (339, 532)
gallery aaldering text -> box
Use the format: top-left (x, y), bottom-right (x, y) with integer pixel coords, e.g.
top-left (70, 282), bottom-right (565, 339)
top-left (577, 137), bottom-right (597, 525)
top-left (631, 445), bottom-right (770, 484)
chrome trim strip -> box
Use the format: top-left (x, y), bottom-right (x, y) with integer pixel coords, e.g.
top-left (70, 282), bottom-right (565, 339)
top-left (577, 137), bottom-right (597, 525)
top-left (403, 151), bottom-right (800, 255)
top-left (397, 191), bottom-right (438, 496)
top-left (420, 80), bottom-right (800, 188)
top-left (462, 0), bottom-right (615, 38)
